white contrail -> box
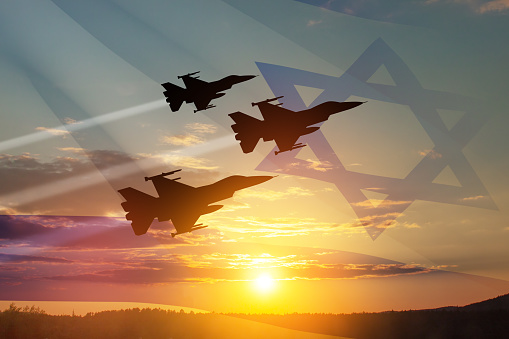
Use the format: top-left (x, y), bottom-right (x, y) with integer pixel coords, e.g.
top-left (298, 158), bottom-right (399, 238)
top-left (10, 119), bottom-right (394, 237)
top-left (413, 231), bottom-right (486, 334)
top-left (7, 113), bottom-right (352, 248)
top-left (0, 100), bottom-right (166, 153)
top-left (0, 135), bottom-right (236, 207)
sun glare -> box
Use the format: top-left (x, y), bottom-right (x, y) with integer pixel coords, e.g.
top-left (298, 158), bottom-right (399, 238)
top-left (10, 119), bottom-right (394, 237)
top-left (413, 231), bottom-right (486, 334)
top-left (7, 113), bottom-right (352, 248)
top-left (254, 274), bottom-right (276, 293)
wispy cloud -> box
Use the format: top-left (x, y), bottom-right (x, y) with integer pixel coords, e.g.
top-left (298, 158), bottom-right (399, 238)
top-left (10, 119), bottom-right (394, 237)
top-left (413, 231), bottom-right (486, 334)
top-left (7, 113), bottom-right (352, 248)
top-left (352, 199), bottom-right (411, 209)
top-left (186, 123), bottom-right (217, 134)
top-left (357, 212), bottom-right (402, 229)
top-left (305, 159), bottom-right (334, 172)
top-left (462, 195), bottom-right (487, 201)
top-left (306, 19), bottom-right (323, 27)
top-left (160, 134), bottom-right (204, 146)
top-left (236, 187), bottom-right (313, 201)
top-left (160, 123), bottom-right (218, 146)
top-left (424, 0), bottom-right (509, 13)
top-left (156, 154), bottom-right (218, 170)
top-left (0, 253), bottom-right (72, 263)
top-left (221, 216), bottom-right (341, 238)
top-left (419, 149), bottom-right (442, 159)
top-left (62, 117), bottom-right (81, 125)
top-left (287, 160), bottom-right (337, 172)
top-left (479, 0), bottom-right (509, 13)
top-left (42, 261), bottom-right (432, 285)
top-left (34, 127), bottom-right (70, 137)
top-left (57, 147), bottom-right (87, 154)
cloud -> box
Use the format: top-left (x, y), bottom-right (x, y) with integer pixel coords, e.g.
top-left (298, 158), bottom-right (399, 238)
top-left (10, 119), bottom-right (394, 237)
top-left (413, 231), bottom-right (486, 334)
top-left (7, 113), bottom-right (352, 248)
top-left (221, 216), bottom-right (341, 238)
top-left (0, 150), bottom-right (221, 215)
top-left (0, 253), bottom-right (72, 263)
top-left (186, 123), bottom-right (217, 134)
top-left (156, 154), bottom-right (218, 170)
top-left (462, 195), bottom-right (487, 201)
top-left (160, 134), bottom-right (204, 146)
top-left (0, 215), bottom-right (56, 240)
top-left (0, 151), bottom-right (136, 215)
top-left (423, 0), bottom-right (509, 13)
top-left (57, 147), bottom-right (87, 154)
top-left (39, 248), bottom-right (428, 285)
top-left (356, 212), bottom-right (402, 229)
top-left (305, 159), bottom-right (334, 172)
top-left (479, 0), bottom-right (509, 13)
top-left (298, 0), bottom-right (509, 34)
top-left (287, 160), bottom-right (337, 173)
top-left (236, 187), bottom-right (313, 201)
top-left (352, 199), bottom-right (411, 209)
top-left (306, 19), bottom-right (323, 27)
top-left (34, 127), bottom-right (70, 137)
top-left (0, 215), bottom-right (166, 249)
top-left (87, 150), bottom-right (140, 169)
top-left (160, 123), bottom-right (217, 146)
top-left (43, 259), bottom-right (432, 285)
top-left (419, 149), bottom-right (442, 159)
top-left (0, 235), bottom-right (433, 288)
top-left (62, 117), bottom-right (81, 125)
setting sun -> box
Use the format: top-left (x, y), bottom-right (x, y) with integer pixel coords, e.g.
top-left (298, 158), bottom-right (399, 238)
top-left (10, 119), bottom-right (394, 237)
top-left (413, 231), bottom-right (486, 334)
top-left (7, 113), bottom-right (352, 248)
top-left (254, 274), bottom-right (276, 293)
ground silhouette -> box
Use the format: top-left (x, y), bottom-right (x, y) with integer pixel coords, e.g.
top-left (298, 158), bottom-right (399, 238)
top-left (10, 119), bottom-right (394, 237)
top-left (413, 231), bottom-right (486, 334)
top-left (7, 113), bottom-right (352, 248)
top-left (2, 295), bottom-right (509, 339)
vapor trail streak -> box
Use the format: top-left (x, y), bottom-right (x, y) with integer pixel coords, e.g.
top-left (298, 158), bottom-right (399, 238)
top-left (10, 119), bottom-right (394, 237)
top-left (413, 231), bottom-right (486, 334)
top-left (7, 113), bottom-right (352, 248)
top-left (0, 100), bottom-right (166, 153)
top-left (0, 135), bottom-right (235, 208)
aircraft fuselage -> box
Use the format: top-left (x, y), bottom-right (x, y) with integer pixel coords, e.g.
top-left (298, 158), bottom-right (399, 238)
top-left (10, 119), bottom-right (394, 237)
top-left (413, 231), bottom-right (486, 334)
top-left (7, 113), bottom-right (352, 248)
top-left (261, 101), bottom-right (364, 142)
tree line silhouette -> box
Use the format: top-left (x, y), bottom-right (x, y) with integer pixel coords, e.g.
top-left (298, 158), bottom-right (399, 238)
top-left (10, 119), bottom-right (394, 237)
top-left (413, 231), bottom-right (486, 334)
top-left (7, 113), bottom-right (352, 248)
top-left (2, 302), bottom-right (509, 338)
top-left (230, 310), bottom-right (509, 339)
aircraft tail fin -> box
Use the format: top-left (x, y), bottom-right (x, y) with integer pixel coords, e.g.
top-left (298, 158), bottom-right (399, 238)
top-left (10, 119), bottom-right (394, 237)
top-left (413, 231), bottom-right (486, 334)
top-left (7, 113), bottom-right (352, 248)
top-left (228, 112), bottom-right (263, 153)
top-left (118, 187), bottom-right (158, 235)
top-left (161, 82), bottom-right (186, 112)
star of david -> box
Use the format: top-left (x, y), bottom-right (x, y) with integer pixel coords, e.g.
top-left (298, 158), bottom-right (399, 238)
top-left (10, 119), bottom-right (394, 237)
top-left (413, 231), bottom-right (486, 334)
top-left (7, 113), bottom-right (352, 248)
top-left (255, 38), bottom-right (496, 240)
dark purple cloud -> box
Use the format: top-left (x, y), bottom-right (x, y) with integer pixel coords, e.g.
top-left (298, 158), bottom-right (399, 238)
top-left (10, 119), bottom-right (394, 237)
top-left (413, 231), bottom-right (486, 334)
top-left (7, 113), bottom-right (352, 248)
top-left (0, 215), bottom-right (173, 249)
top-left (44, 261), bottom-right (431, 285)
top-left (295, 0), bottom-right (509, 28)
top-left (0, 253), bottom-right (72, 263)
top-left (0, 215), bottom-right (56, 240)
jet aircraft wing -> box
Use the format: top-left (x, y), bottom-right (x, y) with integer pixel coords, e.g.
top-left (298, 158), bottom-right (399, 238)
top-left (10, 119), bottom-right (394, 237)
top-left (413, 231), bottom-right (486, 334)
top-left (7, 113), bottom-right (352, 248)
top-left (129, 214), bottom-right (155, 236)
top-left (118, 187), bottom-right (158, 235)
top-left (273, 132), bottom-right (302, 153)
top-left (181, 75), bottom-right (206, 89)
top-left (193, 97), bottom-right (214, 112)
top-left (258, 102), bottom-right (294, 121)
top-left (151, 176), bottom-right (195, 200)
top-left (170, 210), bottom-right (202, 234)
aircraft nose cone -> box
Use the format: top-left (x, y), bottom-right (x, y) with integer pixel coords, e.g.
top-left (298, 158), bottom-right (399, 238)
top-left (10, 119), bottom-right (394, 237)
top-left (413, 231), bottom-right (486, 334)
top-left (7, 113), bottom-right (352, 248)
top-left (226, 175), bottom-right (274, 190)
top-left (349, 101), bottom-right (365, 109)
top-left (251, 175), bottom-right (274, 185)
top-left (236, 75), bottom-right (257, 83)
top-left (242, 175), bottom-right (274, 187)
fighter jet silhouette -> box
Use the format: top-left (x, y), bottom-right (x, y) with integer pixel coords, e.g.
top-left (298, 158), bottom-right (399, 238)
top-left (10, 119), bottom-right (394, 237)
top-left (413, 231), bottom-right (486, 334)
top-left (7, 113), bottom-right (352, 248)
top-left (229, 97), bottom-right (365, 155)
top-left (161, 71), bottom-right (256, 113)
top-left (118, 169), bottom-right (273, 237)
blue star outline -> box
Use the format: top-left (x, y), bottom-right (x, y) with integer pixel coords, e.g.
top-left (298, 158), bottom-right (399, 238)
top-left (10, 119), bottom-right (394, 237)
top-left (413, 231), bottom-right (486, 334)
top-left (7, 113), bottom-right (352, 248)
top-left (255, 38), bottom-right (496, 240)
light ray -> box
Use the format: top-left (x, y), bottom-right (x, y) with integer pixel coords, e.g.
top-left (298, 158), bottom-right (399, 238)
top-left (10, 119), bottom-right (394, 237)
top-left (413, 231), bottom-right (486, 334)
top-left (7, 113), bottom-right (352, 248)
top-left (0, 135), bottom-right (235, 209)
top-left (0, 100), bottom-right (166, 153)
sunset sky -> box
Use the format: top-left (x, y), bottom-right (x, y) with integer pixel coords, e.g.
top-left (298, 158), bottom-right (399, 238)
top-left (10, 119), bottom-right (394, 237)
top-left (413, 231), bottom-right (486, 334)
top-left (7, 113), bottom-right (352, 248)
top-left (1, 0), bottom-right (509, 315)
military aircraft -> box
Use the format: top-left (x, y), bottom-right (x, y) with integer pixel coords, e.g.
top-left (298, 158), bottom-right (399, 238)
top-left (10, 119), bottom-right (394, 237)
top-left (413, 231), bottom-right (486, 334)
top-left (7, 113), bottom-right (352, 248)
top-left (161, 71), bottom-right (256, 113)
top-left (229, 97), bottom-right (365, 155)
top-left (118, 169), bottom-right (273, 237)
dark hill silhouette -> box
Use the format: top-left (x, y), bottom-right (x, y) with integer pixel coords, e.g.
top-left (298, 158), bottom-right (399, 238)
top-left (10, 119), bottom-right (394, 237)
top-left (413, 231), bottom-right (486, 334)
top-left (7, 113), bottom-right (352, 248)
top-left (3, 295), bottom-right (509, 339)
top-left (424, 293), bottom-right (509, 312)
top-left (230, 294), bottom-right (509, 339)
top-left (0, 304), bottom-right (338, 339)
top-left (461, 293), bottom-right (509, 311)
